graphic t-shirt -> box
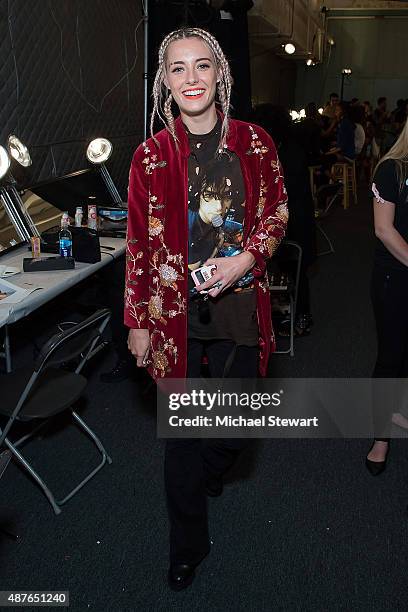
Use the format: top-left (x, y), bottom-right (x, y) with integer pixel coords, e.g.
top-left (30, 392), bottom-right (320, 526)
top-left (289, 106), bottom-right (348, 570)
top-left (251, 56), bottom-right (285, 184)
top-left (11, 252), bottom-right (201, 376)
top-left (186, 119), bottom-right (258, 346)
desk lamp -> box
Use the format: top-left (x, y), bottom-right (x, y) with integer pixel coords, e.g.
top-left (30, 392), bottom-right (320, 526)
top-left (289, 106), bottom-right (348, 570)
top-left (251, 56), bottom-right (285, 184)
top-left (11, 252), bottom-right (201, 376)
top-left (86, 138), bottom-right (123, 207)
top-left (0, 140), bottom-right (35, 242)
top-left (8, 135), bottom-right (32, 169)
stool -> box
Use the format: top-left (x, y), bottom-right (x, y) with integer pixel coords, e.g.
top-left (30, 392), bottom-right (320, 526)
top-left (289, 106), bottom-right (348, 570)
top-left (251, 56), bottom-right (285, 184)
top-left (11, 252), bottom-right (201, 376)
top-left (332, 161), bottom-right (357, 209)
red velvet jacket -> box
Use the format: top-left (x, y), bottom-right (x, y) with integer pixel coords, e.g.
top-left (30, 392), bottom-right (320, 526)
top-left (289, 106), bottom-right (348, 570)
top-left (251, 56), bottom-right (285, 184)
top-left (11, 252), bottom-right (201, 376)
top-left (124, 114), bottom-right (288, 380)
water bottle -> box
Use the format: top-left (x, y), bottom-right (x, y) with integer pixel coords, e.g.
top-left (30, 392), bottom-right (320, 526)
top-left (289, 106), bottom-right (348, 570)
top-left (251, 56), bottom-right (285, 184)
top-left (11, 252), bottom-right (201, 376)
top-left (59, 212), bottom-right (72, 257)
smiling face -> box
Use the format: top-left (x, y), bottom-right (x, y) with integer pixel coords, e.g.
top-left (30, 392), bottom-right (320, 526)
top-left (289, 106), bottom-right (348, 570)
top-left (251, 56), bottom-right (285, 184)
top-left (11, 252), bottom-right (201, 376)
top-left (164, 37), bottom-right (218, 125)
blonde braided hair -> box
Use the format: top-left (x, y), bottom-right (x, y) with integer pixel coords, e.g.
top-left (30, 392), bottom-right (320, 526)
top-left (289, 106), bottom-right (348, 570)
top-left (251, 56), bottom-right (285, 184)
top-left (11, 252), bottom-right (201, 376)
top-left (150, 27), bottom-right (232, 151)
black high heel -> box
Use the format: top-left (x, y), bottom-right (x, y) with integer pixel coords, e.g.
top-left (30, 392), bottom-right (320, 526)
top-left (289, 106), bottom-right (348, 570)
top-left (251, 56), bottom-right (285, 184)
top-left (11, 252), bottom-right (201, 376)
top-left (365, 440), bottom-right (389, 476)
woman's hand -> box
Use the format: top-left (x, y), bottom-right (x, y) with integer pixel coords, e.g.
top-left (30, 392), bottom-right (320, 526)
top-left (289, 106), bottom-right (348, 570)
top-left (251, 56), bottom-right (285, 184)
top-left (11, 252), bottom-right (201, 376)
top-left (196, 251), bottom-right (255, 298)
top-left (128, 328), bottom-right (150, 367)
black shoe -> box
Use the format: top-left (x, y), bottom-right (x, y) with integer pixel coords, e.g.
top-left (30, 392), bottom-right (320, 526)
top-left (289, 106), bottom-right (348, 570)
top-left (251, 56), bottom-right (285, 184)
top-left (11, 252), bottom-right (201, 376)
top-left (295, 313), bottom-right (313, 336)
top-left (277, 314), bottom-right (313, 338)
top-left (168, 564), bottom-right (196, 591)
top-left (365, 442), bottom-right (389, 476)
top-left (365, 457), bottom-right (387, 476)
top-left (205, 475), bottom-right (223, 497)
top-left (100, 358), bottom-right (134, 383)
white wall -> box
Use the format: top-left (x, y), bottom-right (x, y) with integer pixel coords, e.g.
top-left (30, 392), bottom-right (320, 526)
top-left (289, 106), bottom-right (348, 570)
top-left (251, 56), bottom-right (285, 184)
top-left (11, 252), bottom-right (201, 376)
top-left (295, 17), bottom-right (408, 108)
top-left (250, 42), bottom-right (297, 109)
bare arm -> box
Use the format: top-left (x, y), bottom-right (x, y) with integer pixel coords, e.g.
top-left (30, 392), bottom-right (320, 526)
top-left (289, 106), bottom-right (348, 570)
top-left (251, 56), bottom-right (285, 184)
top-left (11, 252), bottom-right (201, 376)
top-left (373, 197), bottom-right (408, 266)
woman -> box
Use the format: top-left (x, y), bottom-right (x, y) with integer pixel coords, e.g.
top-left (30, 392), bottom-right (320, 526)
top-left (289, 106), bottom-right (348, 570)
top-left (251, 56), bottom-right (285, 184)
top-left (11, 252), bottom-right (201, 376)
top-left (124, 28), bottom-right (288, 590)
top-left (349, 105), bottom-right (366, 157)
top-left (325, 102), bottom-right (356, 163)
top-left (366, 118), bottom-right (408, 475)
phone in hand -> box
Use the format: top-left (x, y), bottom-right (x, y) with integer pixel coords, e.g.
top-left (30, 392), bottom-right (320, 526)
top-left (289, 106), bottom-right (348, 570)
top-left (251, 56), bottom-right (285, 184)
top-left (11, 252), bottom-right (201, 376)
top-left (191, 264), bottom-right (217, 293)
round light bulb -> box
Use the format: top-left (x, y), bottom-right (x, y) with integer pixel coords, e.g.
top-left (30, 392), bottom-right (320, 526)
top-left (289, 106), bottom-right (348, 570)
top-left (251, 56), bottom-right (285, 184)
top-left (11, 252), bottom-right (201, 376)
top-left (284, 43), bottom-right (296, 55)
top-left (86, 138), bottom-right (113, 164)
top-left (318, 107), bottom-right (323, 114)
top-left (7, 135), bottom-right (32, 168)
top-left (0, 146), bottom-right (11, 180)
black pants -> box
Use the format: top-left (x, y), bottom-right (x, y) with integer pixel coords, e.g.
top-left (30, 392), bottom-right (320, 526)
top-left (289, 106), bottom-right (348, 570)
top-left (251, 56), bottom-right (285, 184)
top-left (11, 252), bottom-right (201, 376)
top-left (165, 339), bottom-right (258, 564)
top-left (371, 264), bottom-right (408, 438)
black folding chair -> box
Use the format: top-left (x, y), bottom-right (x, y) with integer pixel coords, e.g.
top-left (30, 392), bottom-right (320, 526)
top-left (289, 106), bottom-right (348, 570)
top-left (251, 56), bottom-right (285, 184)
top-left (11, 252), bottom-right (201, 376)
top-left (0, 309), bottom-right (112, 515)
top-left (268, 240), bottom-right (302, 357)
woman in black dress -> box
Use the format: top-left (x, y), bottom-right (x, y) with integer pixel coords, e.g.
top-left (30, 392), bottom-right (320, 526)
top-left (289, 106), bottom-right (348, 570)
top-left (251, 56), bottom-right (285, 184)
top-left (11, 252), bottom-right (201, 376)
top-left (366, 119), bottom-right (408, 474)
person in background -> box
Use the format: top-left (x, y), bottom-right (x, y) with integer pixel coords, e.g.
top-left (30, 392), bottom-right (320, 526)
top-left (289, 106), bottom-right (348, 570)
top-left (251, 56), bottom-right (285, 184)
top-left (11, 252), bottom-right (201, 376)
top-left (391, 98), bottom-right (407, 137)
top-left (349, 105), bottom-right (366, 156)
top-left (322, 92), bottom-right (340, 120)
top-left (363, 100), bottom-right (374, 123)
top-left (325, 102), bottom-right (356, 163)
top-left (373, 97), bottom-right (389, 125)
top-left (373, 97), bottom-right (391, 154)
top-left (252, 104), bottom-right (316, 337)
top-left (314, 103), bottom-right (356, 211)
top-left (391, 99), bottom-right (405, 122)
top-left (125, 27), bottom-right (288, 591)
top-left (354, 104), bottom-right (376, 183)
top-left (366, 119), bottom-right (408, 474)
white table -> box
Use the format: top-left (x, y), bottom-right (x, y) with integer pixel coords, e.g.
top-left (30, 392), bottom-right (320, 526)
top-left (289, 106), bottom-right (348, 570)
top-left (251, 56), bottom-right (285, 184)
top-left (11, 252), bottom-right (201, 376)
top-left (0, 238), bottom-right (126, 372)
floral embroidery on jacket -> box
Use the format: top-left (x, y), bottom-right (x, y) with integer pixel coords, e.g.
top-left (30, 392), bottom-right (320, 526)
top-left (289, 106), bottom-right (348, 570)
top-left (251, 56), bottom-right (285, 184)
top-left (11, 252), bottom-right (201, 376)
top-left (142, 143), bottom-right (167, 175)
top-left (246, 125), bottom-right (270, 156)
top-left (150, 330), bottom-right (178, 376)
top-left (125, 239), bottom-right (147, 327)
top-left (257, 178), bottom-right (267, 218)
top-left (145, 189), bottom-right (186, 377)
